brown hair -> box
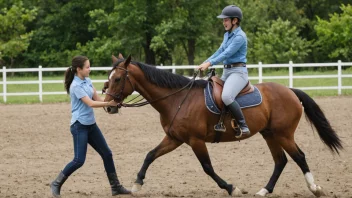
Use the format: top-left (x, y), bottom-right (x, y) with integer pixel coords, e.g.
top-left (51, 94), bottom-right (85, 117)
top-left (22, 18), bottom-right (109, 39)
top-left (64, 55), bottom-right (89, 94)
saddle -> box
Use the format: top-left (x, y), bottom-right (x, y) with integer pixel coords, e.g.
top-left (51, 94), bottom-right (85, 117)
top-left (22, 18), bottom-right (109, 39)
top-left (209, 76), bottom-right (254, 111)
top-left (205, 69), bottom-right (260, 143)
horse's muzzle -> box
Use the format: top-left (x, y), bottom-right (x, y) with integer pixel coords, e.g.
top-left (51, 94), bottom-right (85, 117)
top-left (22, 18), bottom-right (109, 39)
top-left (106, 106), bottom-right (119, 114)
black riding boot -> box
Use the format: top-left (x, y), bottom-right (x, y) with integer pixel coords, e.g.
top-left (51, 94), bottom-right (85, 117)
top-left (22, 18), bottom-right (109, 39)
top-left (227, 100), bottom-right (250, 138)
top-left (50, 171), bottom-right (68, 198)
top-left (107, 172), bottom-right (131, 195)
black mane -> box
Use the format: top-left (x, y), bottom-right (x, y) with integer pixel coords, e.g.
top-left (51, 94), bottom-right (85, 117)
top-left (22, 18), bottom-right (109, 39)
top-left (113, 60), bottom-right (207, 89)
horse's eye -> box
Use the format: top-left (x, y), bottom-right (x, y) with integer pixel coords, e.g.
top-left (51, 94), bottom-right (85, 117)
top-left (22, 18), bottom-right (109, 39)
top-left (115, 78), bottom-right (121, 83)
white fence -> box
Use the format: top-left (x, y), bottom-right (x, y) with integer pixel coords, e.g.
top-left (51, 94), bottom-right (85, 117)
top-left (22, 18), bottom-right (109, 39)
top-left (1, 61), bottom-right (352, 103)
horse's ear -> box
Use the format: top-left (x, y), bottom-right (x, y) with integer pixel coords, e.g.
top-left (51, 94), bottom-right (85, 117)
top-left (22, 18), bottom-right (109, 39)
top-left (112, 55), bottom-right (118, 64)
top-left (124, 54), bottom-right (131, 67)
top-left (118, 53), bottom-right (124, 59)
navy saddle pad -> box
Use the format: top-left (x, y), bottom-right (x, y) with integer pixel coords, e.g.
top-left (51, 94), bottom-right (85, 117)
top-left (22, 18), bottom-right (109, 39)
top-left (204, 82), bottom-right (262, 115)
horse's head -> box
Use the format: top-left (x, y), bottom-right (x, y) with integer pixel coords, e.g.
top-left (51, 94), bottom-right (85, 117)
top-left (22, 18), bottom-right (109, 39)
top-left (104, 53), bottom-right (136, 114)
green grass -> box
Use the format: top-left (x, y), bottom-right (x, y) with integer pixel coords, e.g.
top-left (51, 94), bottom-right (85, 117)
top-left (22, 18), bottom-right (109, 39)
top-left (1, 69), bottom-right (352, 104)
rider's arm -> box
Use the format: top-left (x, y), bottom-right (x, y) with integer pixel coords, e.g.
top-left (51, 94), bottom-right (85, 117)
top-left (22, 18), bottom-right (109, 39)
top-left (208, 35), bottom-right (245, 66)
top-left (204, 35), bottom-right (226, 65)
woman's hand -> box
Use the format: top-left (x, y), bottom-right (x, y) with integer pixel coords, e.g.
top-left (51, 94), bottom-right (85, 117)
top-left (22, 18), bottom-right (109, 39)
top-left (198, 62), bottom-right (211, 71)
top-left (107, 100), bottom-right (118, 107)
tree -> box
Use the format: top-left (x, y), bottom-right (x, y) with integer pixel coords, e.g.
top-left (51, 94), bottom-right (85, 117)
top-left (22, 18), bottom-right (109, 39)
top-left (253, 18), bottom-right (311, 63)
top-left (23, 0), bottom-right (113, 67)
top-left (151, 0), bottom-right (226, 65)
top-left (0, 2), bottom-right (37, 68)
top-left (315, 4), bottom-right (352, 61)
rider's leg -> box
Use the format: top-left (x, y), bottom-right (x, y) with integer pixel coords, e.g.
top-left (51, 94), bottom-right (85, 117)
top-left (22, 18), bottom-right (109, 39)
top-left (221, 68), bottom-right (250, 137)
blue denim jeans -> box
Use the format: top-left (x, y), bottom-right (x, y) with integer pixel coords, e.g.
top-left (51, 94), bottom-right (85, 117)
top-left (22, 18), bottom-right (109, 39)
top-left (62, 121), bottom-right (116, 176)
top-left (220, 67), bottom-right (249, 105)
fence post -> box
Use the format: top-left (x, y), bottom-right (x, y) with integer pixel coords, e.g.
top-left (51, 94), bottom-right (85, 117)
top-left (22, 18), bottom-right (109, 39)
top-left (289, 61), bottom-right (293, 88)
top-left (39, 65), bottom-right (43, 102)
top-left (172, 63), bottom-right (176, 74)
top-left (2, 66), bottom-right (6, 103)
top-left (258, 62), bottom-right (263, 83)
top-left (338, 60), bottom-right (342, 95)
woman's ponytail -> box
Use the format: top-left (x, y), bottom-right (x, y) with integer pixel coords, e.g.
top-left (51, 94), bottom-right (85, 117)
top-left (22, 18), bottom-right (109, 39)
top-left (64, 67), bottom-right (75, 94)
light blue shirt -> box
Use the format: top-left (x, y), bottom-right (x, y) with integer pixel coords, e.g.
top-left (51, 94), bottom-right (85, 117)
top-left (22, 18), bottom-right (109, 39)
top-left (206, 26), bottom-right (247, 65)
top-left (70, 76), bottom-right (95, 125)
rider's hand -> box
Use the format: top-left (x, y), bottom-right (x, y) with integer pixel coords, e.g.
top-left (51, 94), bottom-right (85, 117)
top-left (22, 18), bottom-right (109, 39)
top-left (198, 62), bottom-right (211, 71)
top-left (107, 100), bottom-right (118, 106)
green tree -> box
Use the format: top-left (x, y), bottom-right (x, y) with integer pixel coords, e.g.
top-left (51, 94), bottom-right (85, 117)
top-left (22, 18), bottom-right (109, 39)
top-left (23, 0), bottom-right (113, 67)
top-left (151, 0), bottom-right (226, 65)
top-left (253, 18), bottom-right (311, 63)
top-left (0, 2), bottom-right (37, 68)
top-left (232, 0), bottom-right (309, 63)
top-left (294, 0), bottom-right (351, 62)
top-left (315, 4), bottom-right (352, 61)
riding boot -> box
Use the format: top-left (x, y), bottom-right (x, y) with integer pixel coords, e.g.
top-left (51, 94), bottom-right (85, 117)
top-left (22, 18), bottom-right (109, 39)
top-left (50, 171), bottom-right (68, 198)
top-left (227, 100), bottom-right (250, 138)
top-left (107, 172), bottom-right (131, 195)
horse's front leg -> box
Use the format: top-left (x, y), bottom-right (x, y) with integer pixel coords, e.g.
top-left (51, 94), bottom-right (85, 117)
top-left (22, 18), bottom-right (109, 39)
top-left (189, 138), bottom-right (243, 196)
top-left (132, 135), bottom-right (182, 192)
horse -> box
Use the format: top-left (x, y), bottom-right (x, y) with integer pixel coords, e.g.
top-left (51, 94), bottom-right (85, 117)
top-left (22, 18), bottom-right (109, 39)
top-left (103, 54), bottom-right (343, 197)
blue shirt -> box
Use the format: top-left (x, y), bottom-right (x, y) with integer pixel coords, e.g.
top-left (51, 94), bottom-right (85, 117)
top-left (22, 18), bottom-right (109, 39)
top-left (70, 76), bottom-right (95, 125)
top-left (206, 26), bottom-right (247, 65)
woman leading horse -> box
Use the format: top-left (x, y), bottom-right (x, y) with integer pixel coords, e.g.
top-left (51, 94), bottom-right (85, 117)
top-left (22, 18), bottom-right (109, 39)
top-left (104, 54), bottom-right (342, 197)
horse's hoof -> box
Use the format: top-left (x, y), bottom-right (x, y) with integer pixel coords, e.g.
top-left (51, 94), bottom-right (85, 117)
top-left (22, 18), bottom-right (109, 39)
top-left (231, 187), bottom-right (243, 197)
top-left (311, 185), bottom-right (325, 197)
top-left (131, 183), bottom-right (142, 193)
top-left (255, 188), bottom-right (269, 196)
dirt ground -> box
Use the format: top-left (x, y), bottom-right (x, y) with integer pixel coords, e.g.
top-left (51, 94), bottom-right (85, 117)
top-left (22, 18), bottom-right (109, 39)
top-left (0, 97), bottom-right (351, 198)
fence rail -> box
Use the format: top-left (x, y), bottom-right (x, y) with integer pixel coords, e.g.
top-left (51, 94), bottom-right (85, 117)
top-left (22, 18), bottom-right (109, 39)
top-left (1, 61), bottom-right (352, 102)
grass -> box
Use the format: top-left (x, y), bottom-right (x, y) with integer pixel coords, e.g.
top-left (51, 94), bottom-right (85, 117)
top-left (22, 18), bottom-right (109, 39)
top-left (0, 69), bottom-right (352, 104)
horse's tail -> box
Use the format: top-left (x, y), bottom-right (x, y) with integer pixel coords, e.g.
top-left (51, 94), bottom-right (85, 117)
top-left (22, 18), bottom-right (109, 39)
top-left (290, 88), bottom-right (343, 154)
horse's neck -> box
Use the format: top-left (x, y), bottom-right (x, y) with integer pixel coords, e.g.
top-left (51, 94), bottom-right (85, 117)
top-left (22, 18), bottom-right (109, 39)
top-left (135, 82), bottom-right (184, 112)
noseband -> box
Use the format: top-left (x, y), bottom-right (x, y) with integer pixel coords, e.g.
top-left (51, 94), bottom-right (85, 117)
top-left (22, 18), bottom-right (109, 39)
top-left (105, 67), bottom-right (135, 102)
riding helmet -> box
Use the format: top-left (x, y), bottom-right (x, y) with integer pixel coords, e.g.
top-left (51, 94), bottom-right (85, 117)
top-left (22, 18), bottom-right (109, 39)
top-left (217, 5), bottom-right (243, 21)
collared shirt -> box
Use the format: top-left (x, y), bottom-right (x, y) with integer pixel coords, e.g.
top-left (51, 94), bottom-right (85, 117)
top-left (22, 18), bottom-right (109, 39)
top-left (70, 76), bottom-right (95, 125)
top-left (206, 26), bottom-right (247, 65)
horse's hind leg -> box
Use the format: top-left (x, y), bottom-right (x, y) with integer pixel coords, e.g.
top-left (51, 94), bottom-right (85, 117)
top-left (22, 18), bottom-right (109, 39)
top-left (256, 132), bottom-right (288, 196)
top-left (132, 135), bottom-right (182, 192)
top-left (277, 135), bottom-right (325, 197)
top-left (189, 138), bottom-right (241, 196)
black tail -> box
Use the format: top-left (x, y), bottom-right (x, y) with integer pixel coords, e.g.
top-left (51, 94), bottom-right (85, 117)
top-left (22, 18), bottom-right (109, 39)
top-left (290, 88), bottom-right (343, 154)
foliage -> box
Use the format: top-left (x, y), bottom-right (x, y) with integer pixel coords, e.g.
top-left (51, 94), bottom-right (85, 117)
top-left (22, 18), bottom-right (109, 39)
top-left (253, 18), bottom-right (311, 63)
top-left (0, 2), bottom-right (37, 67)
top-left (0, 0), bottom-right (351, 69)
top-left (315, 4), bottom-right (352, 61)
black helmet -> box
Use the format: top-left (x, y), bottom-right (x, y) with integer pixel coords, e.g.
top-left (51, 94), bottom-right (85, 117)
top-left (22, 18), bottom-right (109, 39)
top-left (217, 5), bottom-right (243, 21)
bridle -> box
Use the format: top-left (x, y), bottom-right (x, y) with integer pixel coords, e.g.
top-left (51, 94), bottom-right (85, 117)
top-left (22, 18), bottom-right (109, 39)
top-left (105, 67), bottom-right (135, 102)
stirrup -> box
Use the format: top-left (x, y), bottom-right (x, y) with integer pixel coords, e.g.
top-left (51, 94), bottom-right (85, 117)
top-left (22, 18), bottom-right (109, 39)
top-left (214, 123), bottom-right (226, 132)
top-left (234, 128), bottom-right (243, 138)
top-left (231, 119), bottom-right (244, 138)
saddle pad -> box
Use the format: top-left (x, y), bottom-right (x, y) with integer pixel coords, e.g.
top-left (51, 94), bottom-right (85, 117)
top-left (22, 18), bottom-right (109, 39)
top-left (204, 82), bottom-right (262, 115)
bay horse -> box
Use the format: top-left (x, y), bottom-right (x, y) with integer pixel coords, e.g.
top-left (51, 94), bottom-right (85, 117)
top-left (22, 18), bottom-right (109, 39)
top-left (104, 54), bottom-right (343, 197)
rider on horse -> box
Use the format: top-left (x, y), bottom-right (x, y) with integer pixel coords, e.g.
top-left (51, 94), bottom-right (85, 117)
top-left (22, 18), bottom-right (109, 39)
top-left (198, 5), bottom-right (250, 137)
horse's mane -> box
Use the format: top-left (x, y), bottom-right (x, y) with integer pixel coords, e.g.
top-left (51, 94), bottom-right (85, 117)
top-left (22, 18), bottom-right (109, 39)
top-left (113, 59), bottom-right (207, 89)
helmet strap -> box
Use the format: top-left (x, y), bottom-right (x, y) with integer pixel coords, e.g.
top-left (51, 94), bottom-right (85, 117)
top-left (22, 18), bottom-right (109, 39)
top-left (228, 18), bottom-right (236, 33)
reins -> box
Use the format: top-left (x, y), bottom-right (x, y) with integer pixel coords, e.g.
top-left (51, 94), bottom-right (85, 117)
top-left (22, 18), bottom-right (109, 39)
top-left (118, 70), bottom-right (199, 108)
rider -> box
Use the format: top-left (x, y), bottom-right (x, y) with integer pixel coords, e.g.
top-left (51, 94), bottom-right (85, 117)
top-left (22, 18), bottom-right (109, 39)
top-left (198, 5), bottom-right (250, 138)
